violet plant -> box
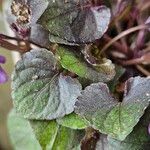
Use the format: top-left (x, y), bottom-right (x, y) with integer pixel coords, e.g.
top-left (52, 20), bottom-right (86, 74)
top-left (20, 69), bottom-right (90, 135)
top-left (0, 0), bottom-right (150, 149)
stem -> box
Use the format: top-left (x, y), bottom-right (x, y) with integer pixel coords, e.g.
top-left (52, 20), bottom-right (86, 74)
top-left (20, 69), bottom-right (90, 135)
top-left (122, 57), bottom-right (143, 65)
top-left (135, 29), bottom-right (145, 50)
top-left (140, 1), bottom-right (150, 11)
top-left (0, 38), bottom-right (20, 51)
top-left (0, 33), bottom-right (48, 50)
top-left (103, 35), bottom-right (128, 54)
top-left (136, 65), bottom-right (150, 76)
top-left (115, 21), bottom-right (128, 52)
top-left (99, 24), bottom-right (149, 55)
top-left (81, 127), bottom-right (100, 150)
top-left (142, 45), bottom-right (150, 52)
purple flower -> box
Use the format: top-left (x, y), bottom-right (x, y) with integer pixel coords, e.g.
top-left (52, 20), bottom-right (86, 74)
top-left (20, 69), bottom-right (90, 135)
top-left (0, 55), bottom-right (8, 84)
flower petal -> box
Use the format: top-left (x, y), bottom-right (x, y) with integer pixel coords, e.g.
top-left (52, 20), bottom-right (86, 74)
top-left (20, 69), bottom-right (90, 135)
top-left (0, 55), bottom-right (6, 64)
top-left (0, 66), bottom-right (8, 83)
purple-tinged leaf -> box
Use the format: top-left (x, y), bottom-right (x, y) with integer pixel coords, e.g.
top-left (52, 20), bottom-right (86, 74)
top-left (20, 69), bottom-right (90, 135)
top-left (30, 24), bottom-right (50, 48)
top-left (75, 76), bottom-right (150, 141)
top-left (38, 1), bottom-right (111, 44)
top-left (12, 48), bottom-right (82, 120)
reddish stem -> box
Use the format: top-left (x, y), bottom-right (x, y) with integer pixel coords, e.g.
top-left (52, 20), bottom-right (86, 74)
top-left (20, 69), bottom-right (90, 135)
top-left (103, 35), bottom-right (128, 54)
top-left (0, 33), bottom-right (48, 52)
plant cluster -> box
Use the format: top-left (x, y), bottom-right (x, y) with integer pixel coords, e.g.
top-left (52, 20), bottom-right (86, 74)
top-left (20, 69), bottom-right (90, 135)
top-left (0, 0), bottom-right (150, 149)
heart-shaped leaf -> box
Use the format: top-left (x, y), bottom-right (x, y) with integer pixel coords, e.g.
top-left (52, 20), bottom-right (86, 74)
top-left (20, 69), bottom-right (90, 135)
top-left (8, 110), bottom-right (83, 150)
top-left (56, 46), bottom-right (115, 83)
top-left (56, 113), bottom-right (89, 129)
top-left (38, 1), bottom-right (111, 44)
top-left (75, 76), bottom-right (150, 140)
top-left (12, 48), bottom-right (82, 120)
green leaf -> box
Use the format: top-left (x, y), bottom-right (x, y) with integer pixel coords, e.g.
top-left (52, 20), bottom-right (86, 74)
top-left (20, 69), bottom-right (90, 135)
top-left (56, 113), bottom-right (89, 129)
top-left (8, 110), bottom-right (84, 150)
top-left (30, 120), bottom-right (59, 150)
top-left (7, 110), bottom-right (41, 150)
top-left (56, 46), bottom-right (115, 83)
top-left (30, 120), bottom-right (84, 150)
top-left (108, 106), bottom-right (150, 149)
top-left (75, 76), bottom-right (150, 140)
top-left (12, 48), bottom-right (82, 120)
top-left (45, 125), bottom-right (84, 150)
top-left (38, 1), bottom-right (111, 44)
top-left (96, 107), bottom-right (150, 150)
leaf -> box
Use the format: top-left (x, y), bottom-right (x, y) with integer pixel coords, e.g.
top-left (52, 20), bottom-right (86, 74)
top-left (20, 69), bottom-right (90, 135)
top-left (49, 34), bottom-right (79, 46)
top-left (44, 125), bottom-right (83, 150)
top-left (30, 120), bottom-right (84, 150)
top-left (96, 107), bottom-right (150, 150)
top-left (18, 1), bottom-right (50, 46)
top-left (75, 76), bottom-right (150, 140)
top-left (26, 0), bottom-right (49, 24)
top-left (38, 1), bottom-right (111, 44)
top-left (8, 110), bottom-right (84, 150)
top-left (30, 120), bottom-right (59, 150)
top-left (7, 110), bottom-right (41, 150)
top-left (56, 113), bottom-right (89, 129)
top-left (12, 48), bottom-right (82, 120)
top-left (30, 24), bottom-right (50, 48)
top-left (56, 46), bottom-right (115, 83)
top-left (108, 106), bottom-right (150, 149)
